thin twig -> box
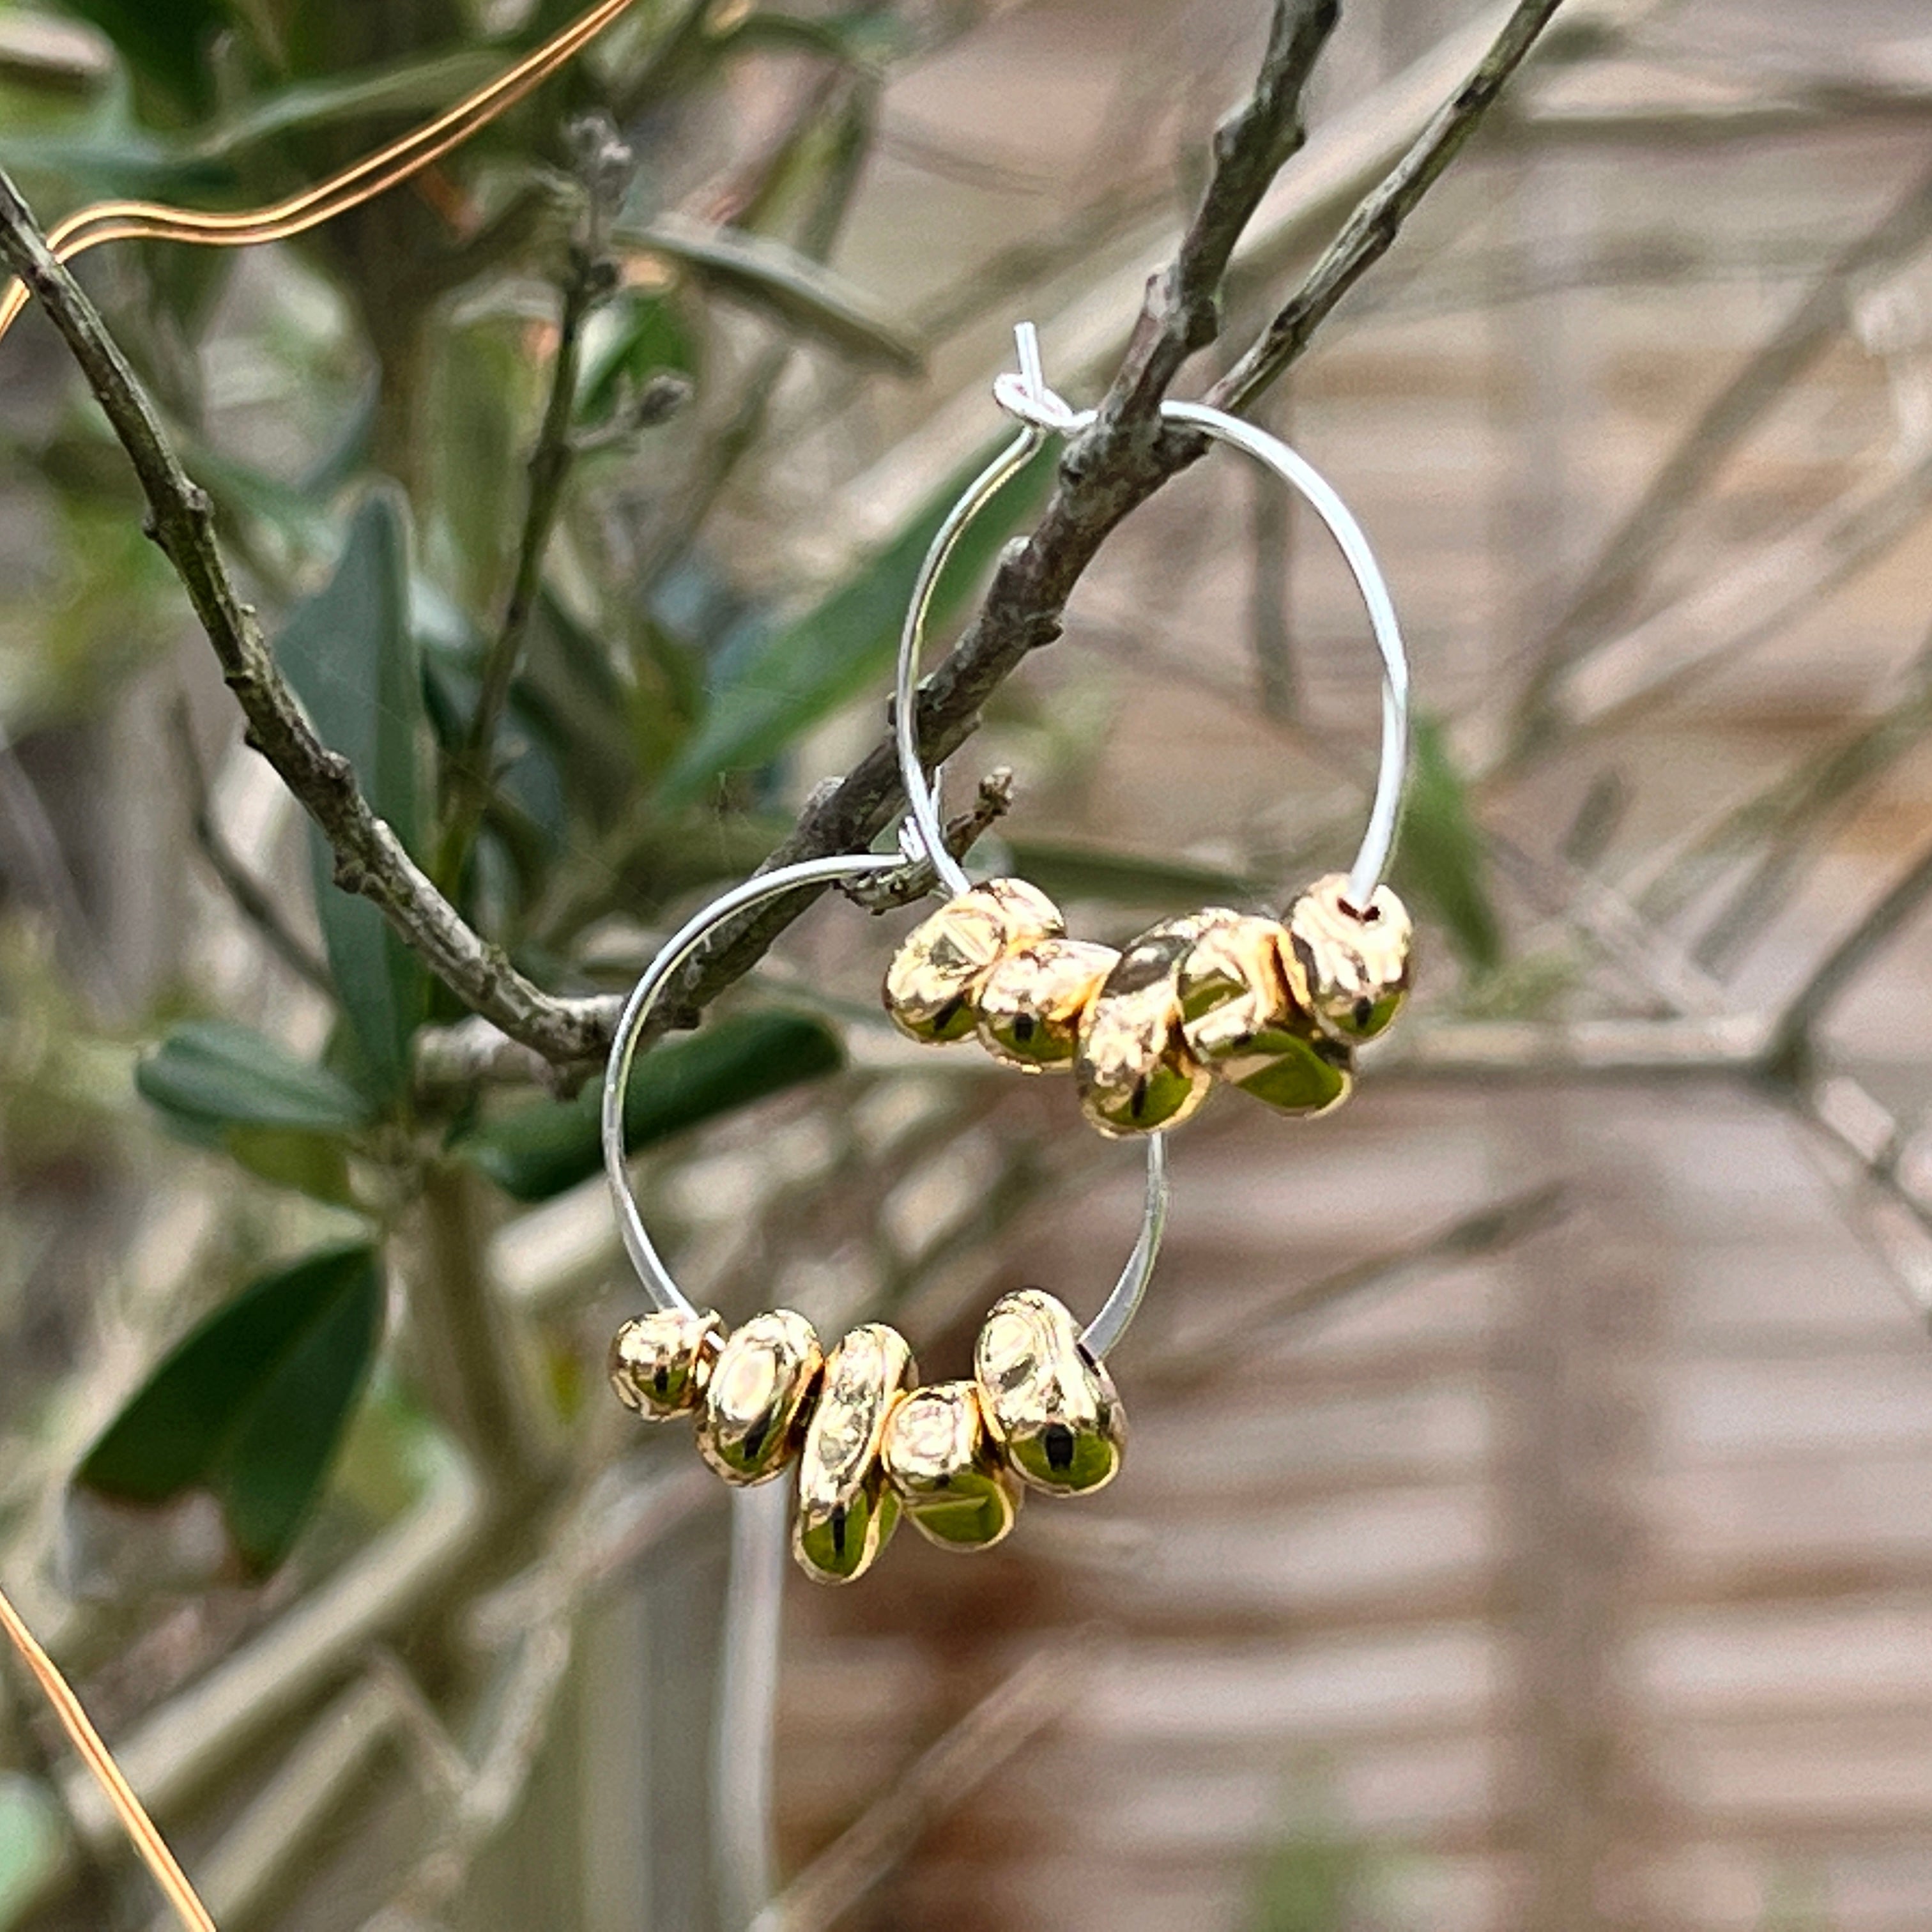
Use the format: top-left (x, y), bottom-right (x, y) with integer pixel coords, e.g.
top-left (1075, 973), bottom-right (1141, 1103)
top-left (839, 767), bottom-right (1016, 911)
top-left (0, 169), bottom-right (613, 1065)
top-left (1538, 157), bottom-right (1932, 662)
top-left (437, 116), bottom-right (636, 888)
top-left (170, 698), bottom-right (332, 995)
top-left (0, 719), bottom-right (119, 1015)
top-left (1108, 0), bottom-right (1339, 420)
top-left (0, 0), bottom-right (1555, 1080)
top-left (1159, 1181), bottom-right (1571, 1383)
top-left (1768, 835), bottom-right (1932, 1078)
top-left (435, 247), bottom-right (610, 889)
top-left (1211, 0), bottom-right (1575, 413)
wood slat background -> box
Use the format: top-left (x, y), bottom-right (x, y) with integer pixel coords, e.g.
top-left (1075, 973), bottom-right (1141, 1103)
top-left (760, 1), bottom-right (1932, 1924)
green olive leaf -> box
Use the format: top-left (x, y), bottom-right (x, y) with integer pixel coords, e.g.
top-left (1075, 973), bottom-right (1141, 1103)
top-left (76, 1244), bottom-right (385, 1575)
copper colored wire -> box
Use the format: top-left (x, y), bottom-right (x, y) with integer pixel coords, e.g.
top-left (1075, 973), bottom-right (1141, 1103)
top-left (0, 1581), bottom-right (217, 1931)
top-left (0, 0), bottom-right (640, 344)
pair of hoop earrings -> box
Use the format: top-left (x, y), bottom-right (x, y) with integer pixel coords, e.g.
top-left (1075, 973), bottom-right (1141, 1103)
top-left (604, 326), bottom-right (1413, 1584)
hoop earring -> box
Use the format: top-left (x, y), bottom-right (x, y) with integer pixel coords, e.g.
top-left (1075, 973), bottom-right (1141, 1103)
top-left (884, 324), bottom-right (1415, 1137)
top-left (601, 846), bottom-right (1168, 1584)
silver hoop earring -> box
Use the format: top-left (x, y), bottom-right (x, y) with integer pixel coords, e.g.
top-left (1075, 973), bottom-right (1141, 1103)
top-left (601, 845), bottom-right (1167, 1584)
top-left (884, 324), bottom-right (1416, 1137)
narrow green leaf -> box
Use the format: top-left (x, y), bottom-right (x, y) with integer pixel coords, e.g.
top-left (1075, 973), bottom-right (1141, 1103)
top-left (458, 1010), bottom-right (843, 1202)
top-left (77, 1245), bottom-right (384, 1574)
top-left (512, 591), bottom-right (648, 831)
top-left (136, 1020), bottom-right (373, 1131)
top-left (657, 439), bottom-right (1052, 807)
top-left (48, 0), bottom-right (228, 112)
top-left (0, 129), bottom-right (219, 203)
top-left (188, 49), bottom-right (502, 160)
top-left (624, 215), bottom-right (922, 375)
top-left (576, 290), bottom-right (698, 425)
top-left (426, 314), bottom-right (542, 615)
top-left (275, 490), bottom-right (427, 1101)
top-left (1393, 712), bottom-right (1504, 975)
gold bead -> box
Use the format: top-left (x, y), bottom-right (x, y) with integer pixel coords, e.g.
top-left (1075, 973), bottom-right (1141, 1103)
top-left (975, 938), bottom-right (1119, 1073)
top-left (696, 1308), bottom-right (823, 1485)
top-left (1284, 874), bottom-right (1413, 1043)
top-left (1177, 914), bottom-right (1354, 1117)
top-left (1073, 912), bottom-right (1238, 1135)
top-left (792, 1323), bottom-right (917, 1585)
top-left (882, 877), bottom-right (1064, 1045)
top-left (880, 1380), bottom-right (1023, 1549)
top-left (974, 1288), bottom-right (1126, 1496)
top-left (608, 1307), bottom-right (726, 1420)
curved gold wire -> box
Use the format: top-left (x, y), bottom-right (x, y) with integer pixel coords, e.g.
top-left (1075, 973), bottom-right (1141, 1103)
top-left (0, 0), bottom-right (641, 346)
top-left (0, 1581), bottom-right (217, 1931)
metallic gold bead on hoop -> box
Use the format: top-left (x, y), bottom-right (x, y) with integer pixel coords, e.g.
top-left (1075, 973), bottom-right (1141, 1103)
top-left (975, 937), bottom-right (1119, 1072)
top-left (793, 1324), bottom-right (917, 1584)
top-left (696, 1308), bottom-right (824, 1485)
top-left (887, 326), bottom-right (1416, 1142)
top-left (1073, 911), bottom-right (1238, 1136)
top-left (974, 1288), bottom-right (1126, 1496)
top-left (882, 876), bottom-right (1063, 1045)
top-left (1177, 914), bottom-right (1354, 1117)
top-left (601, 839), bottom-right (1169, 1583)
top-left (1285, 873), bottom-right (1413, 1045)
top-left (608, 1307), bottom-right (726, 1420)
top-left (880, 1380), bottom-right (1022, 1550)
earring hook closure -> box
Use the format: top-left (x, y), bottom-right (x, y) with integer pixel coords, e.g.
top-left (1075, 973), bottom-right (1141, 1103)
top-left (894, 322), bottom-right (1412, 914)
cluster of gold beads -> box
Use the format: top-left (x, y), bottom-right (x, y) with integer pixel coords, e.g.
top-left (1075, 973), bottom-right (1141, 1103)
top-left (881, 871), bottom-right (1413, 1135)
top-left (608, 1287), bottom-right (1125, 1585)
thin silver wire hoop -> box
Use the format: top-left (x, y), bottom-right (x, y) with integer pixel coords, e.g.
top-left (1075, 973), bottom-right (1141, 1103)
top-left (601, 850), bottom-right (1169, 1360)
top-left (895, 323), bottom-right (1412, 914)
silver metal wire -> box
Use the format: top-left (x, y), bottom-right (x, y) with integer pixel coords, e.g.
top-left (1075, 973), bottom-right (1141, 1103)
top-left (896, 322), bottom-right (1413, 913)
top-left (601, 850), bottom-right (1168, 1358)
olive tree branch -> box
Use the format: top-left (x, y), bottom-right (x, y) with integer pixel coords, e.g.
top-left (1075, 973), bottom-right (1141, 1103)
top-left (0, 0), bottom-right (1562, 1078)
top-left (651, 0), bottom-right (1572, 1031)
top-left (433, 245), bottom-right (608, 889)
top-left (435, 116), bottom-right (637, 889)
top-left (1210, 0), bottom-right (1574, 412)
top-left (169, 697), bottom-right (333, 995)
top-left (1766, 832), bottom-right (1932, 1083)
top-left (0, 167), bottom-right (614, 1065)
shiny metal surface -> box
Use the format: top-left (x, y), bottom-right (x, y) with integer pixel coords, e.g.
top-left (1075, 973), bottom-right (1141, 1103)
top-left (976, 937), bottom-right (1119, 1071)
top-left (696, 1309), bottom-right (824, 1486)
top-left (880, 1379), bottom-right (1023, 1549)
top-left (1177, 914), bottom-right (1355, 1116)
top-left (608, 1307), bottom-right (726, 1420)
top-left (1285, 873), bottom-right (1413, 1044)
top-left (792, 1323), bottom-right (917, 1584)
top-left (882, 877), bottom-right (1064, 1045)
top-left (974, 1288), bottom-right (1126, 1496)
top-left (1073, 912), bottom-right (1236, 1135)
